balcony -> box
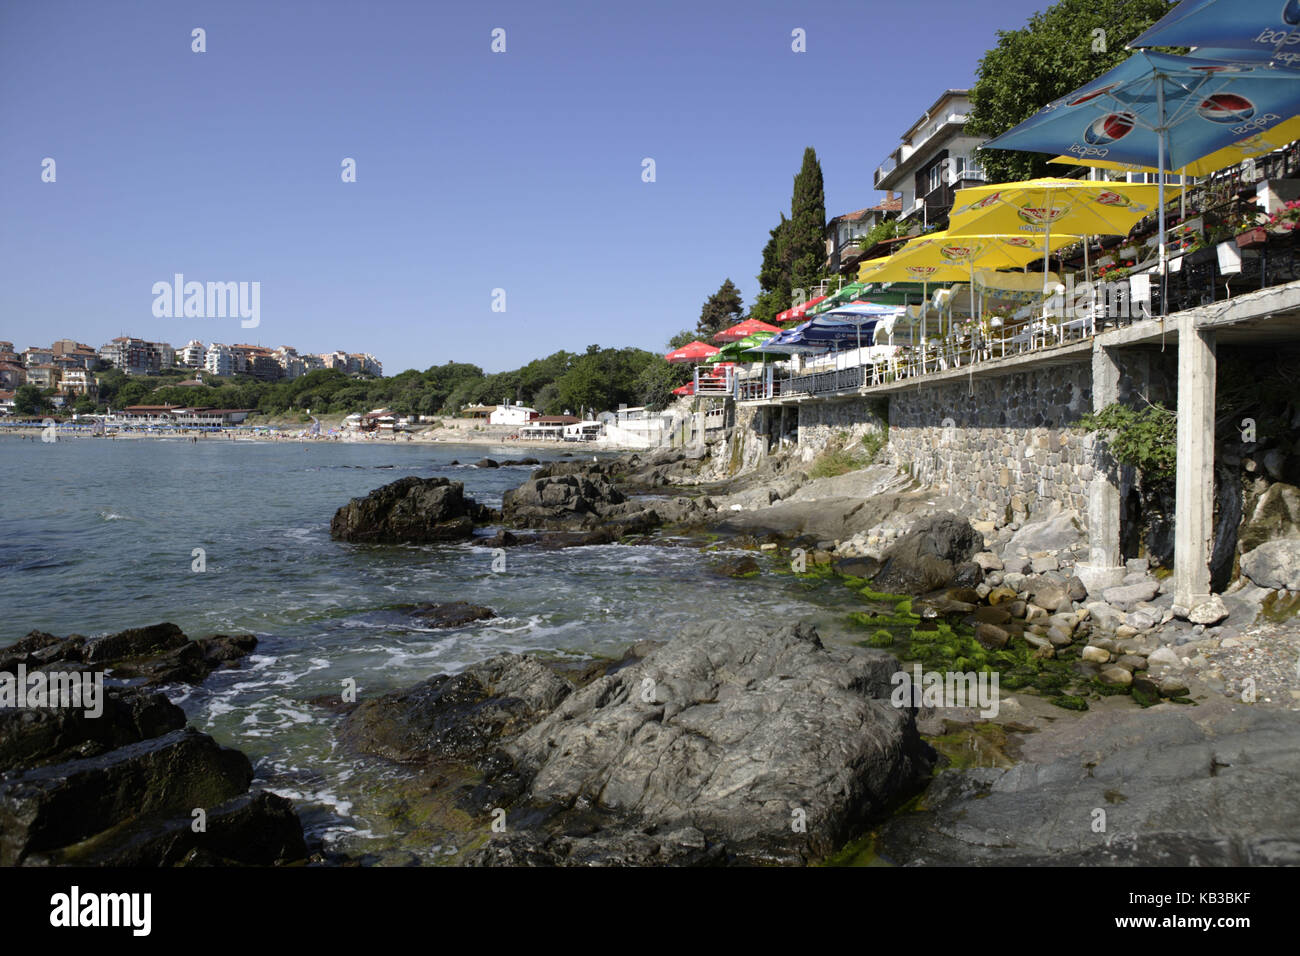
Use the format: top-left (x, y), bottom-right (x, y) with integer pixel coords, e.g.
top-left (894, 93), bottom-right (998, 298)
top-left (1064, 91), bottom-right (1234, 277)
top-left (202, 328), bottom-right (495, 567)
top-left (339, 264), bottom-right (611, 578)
top-left (873, 156), bottom-right (898, 189)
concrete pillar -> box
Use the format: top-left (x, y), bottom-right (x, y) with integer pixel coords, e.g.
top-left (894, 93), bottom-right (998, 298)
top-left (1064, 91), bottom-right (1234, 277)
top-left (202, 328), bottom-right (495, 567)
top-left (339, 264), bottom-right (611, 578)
top-left (1173, 312), bottom-right (1216, 611)
top-left (1077, 342), bottom-right (1127, 595)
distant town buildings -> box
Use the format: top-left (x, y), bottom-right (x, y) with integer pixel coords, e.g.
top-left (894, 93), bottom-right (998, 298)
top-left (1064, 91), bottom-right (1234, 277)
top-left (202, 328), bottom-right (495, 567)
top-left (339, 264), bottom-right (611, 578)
top-left (0, 331), bottom-right (382, 411)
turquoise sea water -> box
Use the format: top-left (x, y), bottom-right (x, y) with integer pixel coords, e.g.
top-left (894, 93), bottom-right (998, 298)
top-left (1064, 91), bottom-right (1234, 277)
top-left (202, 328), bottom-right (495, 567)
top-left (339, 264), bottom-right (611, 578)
top-left (0, 436), bottom-right (854, 859)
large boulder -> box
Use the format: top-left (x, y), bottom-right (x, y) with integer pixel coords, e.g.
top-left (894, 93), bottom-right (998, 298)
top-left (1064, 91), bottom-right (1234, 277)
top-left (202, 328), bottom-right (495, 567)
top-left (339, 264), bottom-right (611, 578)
top-left (872, 512), bottom-right (982, 594)
top-left (1002, 508), bottom-right (1084, 560)
top-left (502, 474), bottom-right (659, 533)
top-left (472, 621), bottom-right (932, 865)
top-left (330, 476), bottom-right (493, 543)
top-left (1240, 539), bottom-right (1300, 590)
top-left (1239, 482), bottom-right (1300, 554)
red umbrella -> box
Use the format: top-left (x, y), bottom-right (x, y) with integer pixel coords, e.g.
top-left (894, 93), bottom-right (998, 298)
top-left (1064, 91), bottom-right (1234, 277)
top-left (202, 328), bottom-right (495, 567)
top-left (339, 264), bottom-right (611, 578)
top-left (671, 382), bottom-right (695, 396)
top-left (775, 295), bottom-right (827, 323)
top-left (712, 319), bottom-right (781, 343)
top-left (664, 340), bottom-right (720, 363)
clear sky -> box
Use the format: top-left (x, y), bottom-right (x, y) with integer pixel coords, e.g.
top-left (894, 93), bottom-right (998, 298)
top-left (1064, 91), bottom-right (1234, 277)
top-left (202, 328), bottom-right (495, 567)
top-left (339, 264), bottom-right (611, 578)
top-left (1, 0), bottom-right (1051, 374)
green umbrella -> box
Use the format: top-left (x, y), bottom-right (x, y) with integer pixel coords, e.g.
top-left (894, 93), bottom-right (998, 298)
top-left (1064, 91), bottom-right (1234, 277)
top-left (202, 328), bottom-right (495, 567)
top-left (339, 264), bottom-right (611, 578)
top-left (707, 331), bottom-right (774, 362)
top-left (807, 282), bottom-right (866, 315)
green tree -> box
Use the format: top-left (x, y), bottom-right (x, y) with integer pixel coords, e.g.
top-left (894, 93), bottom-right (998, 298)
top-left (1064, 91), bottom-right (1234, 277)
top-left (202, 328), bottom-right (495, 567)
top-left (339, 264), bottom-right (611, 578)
top-left (788, 147), bottom-right (827, 296)
top-left (696, 279), bottom-right (745, 338)
top-left (635, 357), bottom-right (691, 411)
top-left (13, 384), bottom-right (49, 415)
top-left (750, 216), bottom-right (791, 323)
top-left (967, 0), bottom-right (1175, 183)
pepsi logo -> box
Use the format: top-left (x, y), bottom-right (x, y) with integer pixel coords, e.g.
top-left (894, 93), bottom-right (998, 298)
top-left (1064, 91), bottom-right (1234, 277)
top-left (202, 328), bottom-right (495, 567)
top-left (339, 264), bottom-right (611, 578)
top-left (1286, 0), bottom-right (1300, 28)
top-left (1083, 112), bottom-right (1136, 145)
top-left (1198, 93), bottom-right (1256, 124)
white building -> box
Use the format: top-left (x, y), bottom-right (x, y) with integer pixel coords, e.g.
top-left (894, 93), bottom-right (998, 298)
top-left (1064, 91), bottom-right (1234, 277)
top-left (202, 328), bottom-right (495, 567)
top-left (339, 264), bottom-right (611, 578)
top-left (874, 89), bottom-right (987, 230)
top-left (488, 403), bottom-right (538, 426)
top-left (179, 340), bottom-right (206, 368)
top-left (204, 343), bottom-right (234, 377)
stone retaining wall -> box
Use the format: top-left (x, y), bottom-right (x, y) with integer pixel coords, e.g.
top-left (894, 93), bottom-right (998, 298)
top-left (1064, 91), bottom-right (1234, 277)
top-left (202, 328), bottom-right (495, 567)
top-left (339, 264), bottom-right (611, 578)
top-left (887, 362), bottom-right (1094, 525)
top-left (796, 397), bottom-right (887, 462)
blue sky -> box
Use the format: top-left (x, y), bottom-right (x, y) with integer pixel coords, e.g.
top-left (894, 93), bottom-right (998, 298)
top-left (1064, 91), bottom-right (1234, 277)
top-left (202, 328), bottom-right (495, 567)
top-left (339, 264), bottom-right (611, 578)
top-left (0, 0), bottom-right (1050, 374)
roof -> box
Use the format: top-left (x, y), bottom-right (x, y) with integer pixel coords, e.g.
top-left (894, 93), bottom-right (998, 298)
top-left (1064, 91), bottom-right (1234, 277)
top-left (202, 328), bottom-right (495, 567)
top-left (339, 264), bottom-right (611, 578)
top-left (535, 415), bottom-right (580, 424)
top-left (0, 391), bottom-right (14, 401)
top-left (124, 404), bottom-right (182, 412)
top-left (902, 89), bottom-right (972, 140)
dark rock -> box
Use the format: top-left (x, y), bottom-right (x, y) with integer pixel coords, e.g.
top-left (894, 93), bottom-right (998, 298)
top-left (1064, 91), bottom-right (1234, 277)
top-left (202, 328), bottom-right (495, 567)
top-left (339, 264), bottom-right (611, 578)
top-left (196, 634), bottom-right (258, 668)
top-left (330, 476), bottom-right (493, 543)
top-left (0, 728), bottom-right (253, 865)
top-left (33, 790), bottom-right (307, 867)
top-left (833, 557), bottom-right (882, 580)
top-left (475, 458), bottom-right (500, 469)
top-left (975, 623), bottom-right (1010, 650)
top-left (408, 602), bottom-right (497, 628)
top-left (0, 687), bottom-right (185, 772)
top-left (873, 513), bottom-right (981, 594)
top-left (950, 561), bottom-right (984, 588)
top-left (337, 655), bottom-right (572, 766)
top-left (84, 622), bottom-right (188, 665)
top-left (711, 556), bottom-right (760, 578)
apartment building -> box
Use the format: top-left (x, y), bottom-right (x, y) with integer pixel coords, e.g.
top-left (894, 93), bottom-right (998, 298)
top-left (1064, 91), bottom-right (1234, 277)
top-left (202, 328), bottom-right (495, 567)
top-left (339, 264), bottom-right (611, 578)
top-left (51, 340), bottom-right (99, 369)
top-left (873, 89), bottom-right (987, 231)
top-left (23, 346), bottom-right (54, 368)
top-left (204, 343), bottom-right (234, 377)
top-left (178, 339), bottom-right (206, 368)
top-left (825, 193), bottom-right (904, 277)
top-left (25, 364), bottom-right (59, 389)
top-left (60, 367), bottom-right (98, 400)
top-left (0, 362), bottom-right (26, 389)
top-left (98, 337), bottom-right (173, 375)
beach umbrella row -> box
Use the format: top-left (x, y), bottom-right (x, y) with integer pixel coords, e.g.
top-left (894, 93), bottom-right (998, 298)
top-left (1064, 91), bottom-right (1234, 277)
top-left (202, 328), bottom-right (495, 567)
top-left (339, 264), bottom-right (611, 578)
top-left (980, 49), bottom-right (1300, 274)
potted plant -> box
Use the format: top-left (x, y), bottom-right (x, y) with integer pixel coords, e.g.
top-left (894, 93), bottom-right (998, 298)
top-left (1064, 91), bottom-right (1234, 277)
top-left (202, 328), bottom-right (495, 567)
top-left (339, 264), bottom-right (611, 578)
top-left (1234, 209), bottom-right (1269, 248)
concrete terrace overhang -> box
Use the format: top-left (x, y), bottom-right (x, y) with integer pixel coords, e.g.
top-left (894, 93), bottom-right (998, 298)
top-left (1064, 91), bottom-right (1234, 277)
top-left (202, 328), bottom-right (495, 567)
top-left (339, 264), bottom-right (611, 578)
top-left (740, 278), bottom-right (1300, 408)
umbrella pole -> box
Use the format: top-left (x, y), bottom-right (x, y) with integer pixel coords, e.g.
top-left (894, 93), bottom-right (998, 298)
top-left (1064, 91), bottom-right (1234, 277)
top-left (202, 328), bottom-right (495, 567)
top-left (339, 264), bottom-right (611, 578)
top-left (1156, 78), bottom-right (1167, 316)
top-left (922, 281), bottom-right (928, 373)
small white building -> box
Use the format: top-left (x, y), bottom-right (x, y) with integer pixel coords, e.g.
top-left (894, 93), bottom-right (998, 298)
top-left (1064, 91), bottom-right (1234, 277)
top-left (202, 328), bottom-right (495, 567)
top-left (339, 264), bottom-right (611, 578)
top-left (488, 403), bottom-right (538, 426)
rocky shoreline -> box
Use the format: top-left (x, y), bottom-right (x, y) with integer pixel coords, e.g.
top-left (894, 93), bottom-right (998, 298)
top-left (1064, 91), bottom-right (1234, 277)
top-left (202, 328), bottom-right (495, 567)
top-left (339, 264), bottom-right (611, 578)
top-left (7, 437), bottom-right (1298, 867)
top-left (308, 439), bottom-right (1300, 865)
top-left (0, 624), bottom-right (307, 866)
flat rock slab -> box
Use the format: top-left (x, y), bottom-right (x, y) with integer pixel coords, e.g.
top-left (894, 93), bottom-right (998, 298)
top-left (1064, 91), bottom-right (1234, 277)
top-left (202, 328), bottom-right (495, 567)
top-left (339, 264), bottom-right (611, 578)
top-left (875, 702), bottom-right (1300, 865)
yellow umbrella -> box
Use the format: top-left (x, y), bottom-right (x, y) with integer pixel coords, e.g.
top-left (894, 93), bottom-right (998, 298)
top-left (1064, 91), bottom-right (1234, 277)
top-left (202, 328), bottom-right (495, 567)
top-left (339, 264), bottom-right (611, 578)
top-left (1048, 115), bottom-right (1300, 178)
top-left (947, 178), bottom-right (1183, 305)
top-left (858, 230), bottom-right (1083, 357)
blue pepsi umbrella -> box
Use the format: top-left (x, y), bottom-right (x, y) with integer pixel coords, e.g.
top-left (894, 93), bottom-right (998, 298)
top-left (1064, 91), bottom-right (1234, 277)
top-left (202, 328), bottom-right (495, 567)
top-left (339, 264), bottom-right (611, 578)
top-left (1131, 1), bottom-right (1300, 62)
top-left (982, 50), bottom-right (1300, 274)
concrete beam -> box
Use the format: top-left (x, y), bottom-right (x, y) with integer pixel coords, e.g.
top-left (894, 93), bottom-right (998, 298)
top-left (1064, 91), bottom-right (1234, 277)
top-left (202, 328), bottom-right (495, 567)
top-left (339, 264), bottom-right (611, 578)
top-left (1173, 311), bottom-right (1216, 611)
